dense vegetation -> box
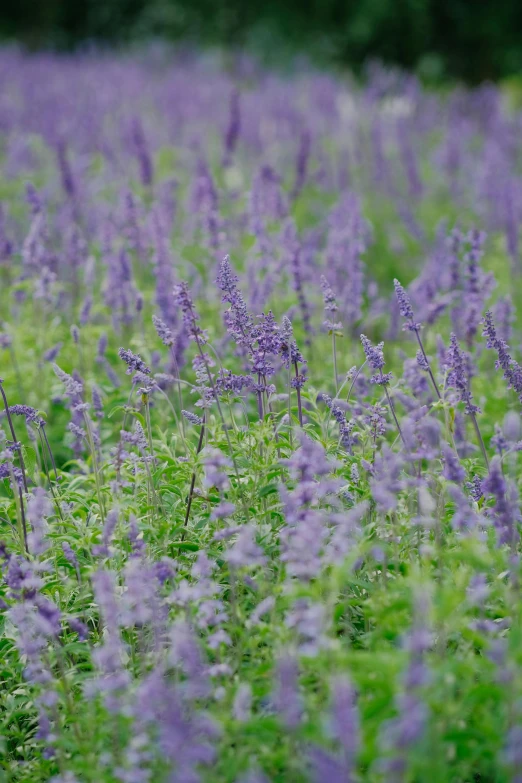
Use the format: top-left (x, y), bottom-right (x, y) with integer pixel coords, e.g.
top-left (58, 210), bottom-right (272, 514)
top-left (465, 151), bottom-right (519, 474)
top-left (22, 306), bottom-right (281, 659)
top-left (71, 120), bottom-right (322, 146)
top-left (1, 51), bottom-right (522, 782)
top-left (1, 0), bottom-right (522, 82)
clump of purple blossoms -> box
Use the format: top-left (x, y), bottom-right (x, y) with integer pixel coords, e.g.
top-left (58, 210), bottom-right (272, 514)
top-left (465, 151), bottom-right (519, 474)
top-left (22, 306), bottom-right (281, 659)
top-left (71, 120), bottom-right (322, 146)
top-left (482, 310), bottom-right (522, 403)
top-left (445, 334), bottom-right (480, 415)
top-left (482, 456), bottom-right (520, 547)
top-left (182, 410), bottom-right (204, 426)
top-left (216, 255), bottom-right (253, 349)
top-left (118, 348), bottom-right (151, 376)
top-left (280, 316), bottom-right (307, 391)
top-left (360, 335), bottom-right (392, 386)
top-left (173, 281), bottom-right (208, 345)
top-left (320, 276), bottom-right (342, 333)
top-left (393, 279), bottom-right (421, 332)
top-left (9, 405), bottom-right (45, 427)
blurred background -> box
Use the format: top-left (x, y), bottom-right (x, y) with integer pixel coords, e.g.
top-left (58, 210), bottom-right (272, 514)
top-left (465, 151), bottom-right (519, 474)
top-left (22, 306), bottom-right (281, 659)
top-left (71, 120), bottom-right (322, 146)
top-left (1, 0), bottom-right (522, 83)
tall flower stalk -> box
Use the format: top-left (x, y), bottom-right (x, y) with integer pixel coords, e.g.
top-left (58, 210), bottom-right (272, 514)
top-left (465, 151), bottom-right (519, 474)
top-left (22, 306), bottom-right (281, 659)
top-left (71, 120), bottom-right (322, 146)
top-left (0, 380), bottom-right (29, 551)
top-left (281, 316), bottom-right (306, 427)
top-left (321, 275), bottom-right (343, 391)
top-left (360, 335), bottom-right (405, 445)
top-left (182, 411), bottom-right (206, 536)
top-left (445, 333), bottom-right (489, 469)
top-left (394, 279), bottom-right (440, 400)
top-left (174, 281), bottom-right (241, 487)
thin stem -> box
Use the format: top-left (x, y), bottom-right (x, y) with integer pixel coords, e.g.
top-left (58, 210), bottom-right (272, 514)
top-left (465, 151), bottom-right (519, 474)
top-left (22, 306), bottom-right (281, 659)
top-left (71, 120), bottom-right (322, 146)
top-left (263, 375), bottom-right (282, 460)
top-left (139, 446), bottom-right (165, 520)
top-left (0, 382), bottom-right (28, 493)
top-left (381, 372), bottom-right (405, 445)
top-left (143, 396), bottom-right (157, 468)
top-left (185, 300), bottom-right (241, 486)
top-left (346, 360), bottom-right (368, 402)
top-left (470, 411), bottom-right (489, 470)
top-left (37, 429), bottom-right (64, 522)
top-left (41, 426), bottom-right (59, 482)
top-left (182, 414), bottom-right (206, 538)
top-left (168, 346), bottom-right (186, 440)
top-left (115, 387), bottom-right (134, 484)
top-left (256, 373), bottom-right (264, 420)
top-left (414, 329), bottom-right (441, 400)
top-left (10, 464), bottom-right (28, 553)
top-left (197, 341), bottom-right (240, 485)
top-left (293, 361), bottom-right (303, 427)
top-left (287, 365), bottom-right (293, 446)
top-left (324, 359), bottom-right (368, 434)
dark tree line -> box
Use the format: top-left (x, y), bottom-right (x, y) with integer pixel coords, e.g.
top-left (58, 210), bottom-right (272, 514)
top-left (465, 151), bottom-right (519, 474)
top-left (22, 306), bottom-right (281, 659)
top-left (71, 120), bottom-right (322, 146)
top-left (2, 0), bottom-right (522, 82)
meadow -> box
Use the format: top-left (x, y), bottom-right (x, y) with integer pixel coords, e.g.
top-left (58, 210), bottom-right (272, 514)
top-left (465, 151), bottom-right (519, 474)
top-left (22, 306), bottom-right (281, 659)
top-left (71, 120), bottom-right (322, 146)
top-left (0, 49), bottom-right (522, 782)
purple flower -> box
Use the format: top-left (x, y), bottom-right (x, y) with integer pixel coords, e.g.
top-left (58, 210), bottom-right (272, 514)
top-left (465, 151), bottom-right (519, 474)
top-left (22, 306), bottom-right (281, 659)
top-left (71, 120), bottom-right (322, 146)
top-left (87, 568), bottom-right (130, 712)
top-left (247, 596), bottom-right (275, 628)
top-left (360, 334), bottom-right (392, 385)
top-left (363, 403), bottom-right (388, 440)
top-left (118, 348), bottom-right (151, 376)
top-left (152, 314), bottom-right (174, 347)
top-left (493, 295), bottom-right (514, 342)
top-left (43, 343), bottom-right (63, 363)
top-left (68, 617), bottom-right (89, 641)
top-left (280, 316), bottom-right (307, 378)
top-left (273, 654), bottom-right (302, 729)
top-left (91, 385), bottom-right (103, 419)
top-left (154, 557), bottom-right (176, 585)
top-left (370, 446), bottom-right (404, 512)
top-left (211, 501), bottom-right (236, 520)
top-left (216, 255), bottom-right (253, 349)
top-left (92, 509), bottom-right (119, 557)
top-left (224, 526), bottom-right (266, 570)
top-left (232, 683), bottom-right (251, 722)
top-left (173, 282), bottom-right (208, 345)
top-left (52, 365), bottom-right (82, 400)
top-left (393, 279), bottom-right (421, 331)
top-left (292, 128), bottom-right (311, 198)
top-left (223, 89), bottom-right (241, 165)
top-left (445, 334), bottom-right (480, 415)
top-left (283, 219), bottom-right (312, 344)
top-left (286, 597), bottom-right (330, 656)
top-left (9, 405), bottom-right (45, 427)
top-left (320, 275), bottom-right (342, 332)
top-left (182, 410), bottom-right (204, 426)
top-left (482, 456), bottom-right (520, 546)
top-left (61, 542), bottom-right (78, 569)
top-left (320, 394), bottom-right (356, 452)
top-left (466, 475), bottom-right (484, 503)
top-left (27, 489), bottom-right (52, 556)
top-left (131, 117), bottom-right (153, 187)
top-left (482, 310), bottom-right (522, 403)
top-left (442, 444), bottom-right (465, 484)
top-left (203, 448), bottom-right (231, 492)
top-left (491, 424), bottom-right (508, 456)
top-left (330, 675), bottom-right (359, 763)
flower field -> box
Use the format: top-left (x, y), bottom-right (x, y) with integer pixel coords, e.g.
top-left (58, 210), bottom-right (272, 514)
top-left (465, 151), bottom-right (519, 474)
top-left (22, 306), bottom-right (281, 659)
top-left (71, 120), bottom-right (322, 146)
top-left (1, 50), bottom-right (522, 782)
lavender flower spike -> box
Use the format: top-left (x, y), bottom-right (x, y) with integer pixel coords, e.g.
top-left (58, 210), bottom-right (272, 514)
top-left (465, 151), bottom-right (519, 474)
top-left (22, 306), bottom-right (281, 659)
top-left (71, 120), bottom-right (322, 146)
top-left (482, 310), bottom-right (522, 403)
top-left (360, 334), bottom-right (404, 444)
top-left (394, 278), bottom-right (440, 399)
top-left (118, 348), bottom-right (151, 376)
top-left (9, 405), bottom-right (45, 427)
top-left (445, 333), bottom-right (489, 468)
